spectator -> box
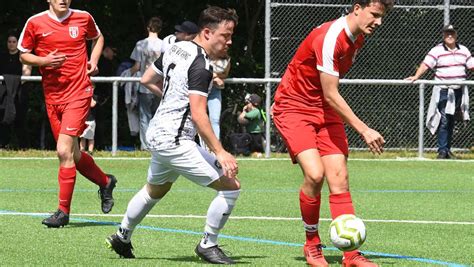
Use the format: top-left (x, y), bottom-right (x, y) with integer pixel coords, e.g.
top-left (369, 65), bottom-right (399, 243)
top-left (94, 45), bottom-right (119, 149)
top-left (18, 0), bottom-right (117, 227)
top-left (209, 56), bottom-right (231, 139)
top-left (237, 93), bottom-right (265, 155)
top-left (161, 20), bottom-right (199, 53)
top-left (199, 56), bottom-right (231, 152)
top-left (130, 17), bottom-right (163, 150)
top-left (0, 33), bottom-right (32, 149)
top-left (406, 24), bottom-right (473, 159)
top-left (80, 94), bottom-right (98, 155)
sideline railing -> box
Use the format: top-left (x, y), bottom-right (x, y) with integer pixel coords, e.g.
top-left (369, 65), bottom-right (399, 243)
top-left (1, 76), bottom-right (473, 158)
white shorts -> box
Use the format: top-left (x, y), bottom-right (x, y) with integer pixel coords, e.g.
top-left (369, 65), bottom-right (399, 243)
top-left (80, 120), bottom-right (96, 140)
top-left (148, 140), bottom-right (224, 186)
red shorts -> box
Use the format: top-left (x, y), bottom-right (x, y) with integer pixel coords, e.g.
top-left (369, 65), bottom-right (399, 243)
top-left (273, 108), bottom-right (348, 163)
top-left (46, 97), bottom-right (91, 141)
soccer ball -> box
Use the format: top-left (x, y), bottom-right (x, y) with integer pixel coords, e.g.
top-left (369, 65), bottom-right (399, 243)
top-left (329, 214), bottom-right (366, 251)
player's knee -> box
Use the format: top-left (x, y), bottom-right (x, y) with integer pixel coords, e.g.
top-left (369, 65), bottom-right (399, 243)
top-left (229, 178), bottom-right (241, 190)
top-left (146, 182), bottom-right (172, 199)
top-left (326, 169), bottom-right (348, 181)
top-left (304, 171), bottom-right (325, 185)
top-left (211, 176), bottom-right (241, 191)
top-left (56, 146), bottom-right (73, 162)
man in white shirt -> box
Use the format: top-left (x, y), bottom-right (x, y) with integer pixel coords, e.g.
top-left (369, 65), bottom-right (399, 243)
top-left (406, 25), bottom-right (473, 159)
top-left (130, 17), bottom-right (163, 150)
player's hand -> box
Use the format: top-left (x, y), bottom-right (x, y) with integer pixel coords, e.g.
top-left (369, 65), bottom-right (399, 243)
top-left (87, 61), bottom-right (99, 76)
top-left (405, 76), bottom-right (417, 82)
top-left (361, 128), bottom-right (385, 155)
top-left (43, 49), bottom-right (66, 69)
top-left (216, 150), bottom-right (239, 179)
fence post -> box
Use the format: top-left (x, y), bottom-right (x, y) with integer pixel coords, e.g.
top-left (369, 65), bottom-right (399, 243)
top-left (264, 0), bottom-right (272, 158)
top-left (265, 82), bottom-right (271, 158)
top-left (112, 81), bottom-right (118, 156)
top-left (418, 83), bottom-right (425, 159)
top-left (444, 0), bottom-right (450, 26)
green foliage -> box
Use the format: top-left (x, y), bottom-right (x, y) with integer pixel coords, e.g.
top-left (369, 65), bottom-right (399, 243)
top-left (1, 1), bottom-right (266, 149)
top-left (2, 0), bottom-right (265, 77)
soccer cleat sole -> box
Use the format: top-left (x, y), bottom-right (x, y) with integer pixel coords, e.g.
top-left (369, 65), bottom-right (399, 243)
top-left (43, 224), bottom-right (67, 228)
top-left (105, 238), bottom-right (135, 259)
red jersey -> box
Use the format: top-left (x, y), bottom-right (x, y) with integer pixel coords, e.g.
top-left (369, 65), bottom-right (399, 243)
top-left (274, 17), bottom-right (364, 112)
top-left (18, 9), bottom-right (101, 104)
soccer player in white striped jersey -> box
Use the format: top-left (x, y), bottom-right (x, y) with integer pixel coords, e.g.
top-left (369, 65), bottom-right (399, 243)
top-left (406, 24), bottom-right (473, 159)
top-left (106, 6), bottom-right (240, 264)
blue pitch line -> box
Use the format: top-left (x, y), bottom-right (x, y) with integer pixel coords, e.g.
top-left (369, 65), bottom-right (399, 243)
top-left (0, 188), bottom-right (472, 193)
top-left (0, 210), bottom-right (468, 267)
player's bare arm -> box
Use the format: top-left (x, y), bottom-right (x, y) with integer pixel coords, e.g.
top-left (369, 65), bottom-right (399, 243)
top-left (189, 93), bottom-right (238, 178)
top-left (20, 49), bottom-right (67, 69)
top-left (87, 34), bottom-right (104, 76)
top-left (320, 72), bottom-right (385, 154)
top-left (140, 66), bottom-right (163, 96)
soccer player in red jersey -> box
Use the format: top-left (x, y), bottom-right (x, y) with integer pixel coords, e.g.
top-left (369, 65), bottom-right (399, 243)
top-left (273, 1), bottom-right (393, 266)
top-left (18, 0), bottom-right (117, 228)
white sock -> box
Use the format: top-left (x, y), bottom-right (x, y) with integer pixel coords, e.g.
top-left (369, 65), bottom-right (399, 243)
top-left (118, 186), bottom-right (160, 242)
top-left (200, 190), bottom-right (240, 248)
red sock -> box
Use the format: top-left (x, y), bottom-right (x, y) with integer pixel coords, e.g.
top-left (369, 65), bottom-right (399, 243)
top-left (300, 190), bottom-right (321, 245)
top-left (329, 192), bottom-right (359, 258)
top-left (76, 151), bottom-right (108, 187)
top-left (58, 166), bottom-right (76, 214)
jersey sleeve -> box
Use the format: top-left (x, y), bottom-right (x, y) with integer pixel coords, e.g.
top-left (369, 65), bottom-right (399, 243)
top-left (85, 12), bottom-right (101, 40)
top-left (152, 55), bottom-right (164, 76)
top-left (18, 19), bottom-right (36, 53)
top-left (188, 55), bottom-right (212, 96)
top-left (422, 47), bottom-right (437, 69)
top-left (316, 33), bottom-right (342, 77)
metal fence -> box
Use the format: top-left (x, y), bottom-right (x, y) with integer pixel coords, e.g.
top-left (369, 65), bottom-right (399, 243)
top-left (3, 76), bottom-right (472, 158)
top-left (2, 1), bottom-right (473, 157)
top-left (267, 0), bottom-right (474, 154)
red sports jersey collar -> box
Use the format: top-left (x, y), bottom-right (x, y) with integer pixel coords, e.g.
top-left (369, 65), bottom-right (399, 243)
top-left (47, 9), bottom-right (72, 22)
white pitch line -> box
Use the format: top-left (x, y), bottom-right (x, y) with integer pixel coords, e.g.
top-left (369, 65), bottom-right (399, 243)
top-left (1, 211), bottom-right (473, 225)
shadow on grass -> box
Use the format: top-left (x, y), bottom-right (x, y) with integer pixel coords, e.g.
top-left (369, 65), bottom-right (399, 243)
top-left (295, 255), bottom-right (398, 265)
top-left (161, 254), bottom-right (267, 264)
top-left (67, 221), bottom-right (117, 228)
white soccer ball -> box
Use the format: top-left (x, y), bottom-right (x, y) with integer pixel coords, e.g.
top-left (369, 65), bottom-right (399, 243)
top-left (329, 214), bottom-right (366, 251)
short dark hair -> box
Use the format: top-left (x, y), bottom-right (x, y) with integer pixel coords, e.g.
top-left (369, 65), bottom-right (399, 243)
top-left (198, 6), bottom-right (238, 31)
top-left (7, 30), bottom-right (18, 39)
top-left (352, 0), bottom-right (394, 11)
top-left (147, 17), bottom-right (162, 33)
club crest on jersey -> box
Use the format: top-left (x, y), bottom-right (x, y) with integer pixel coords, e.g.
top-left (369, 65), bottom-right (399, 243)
top-left (69, 26), bottom-right (79, 38)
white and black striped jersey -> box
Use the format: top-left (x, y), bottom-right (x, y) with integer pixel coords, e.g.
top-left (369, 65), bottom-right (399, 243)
top-left (161, 34), bottom-right (177, 53)
top-left (146, 41), bottom-right (213, 150)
